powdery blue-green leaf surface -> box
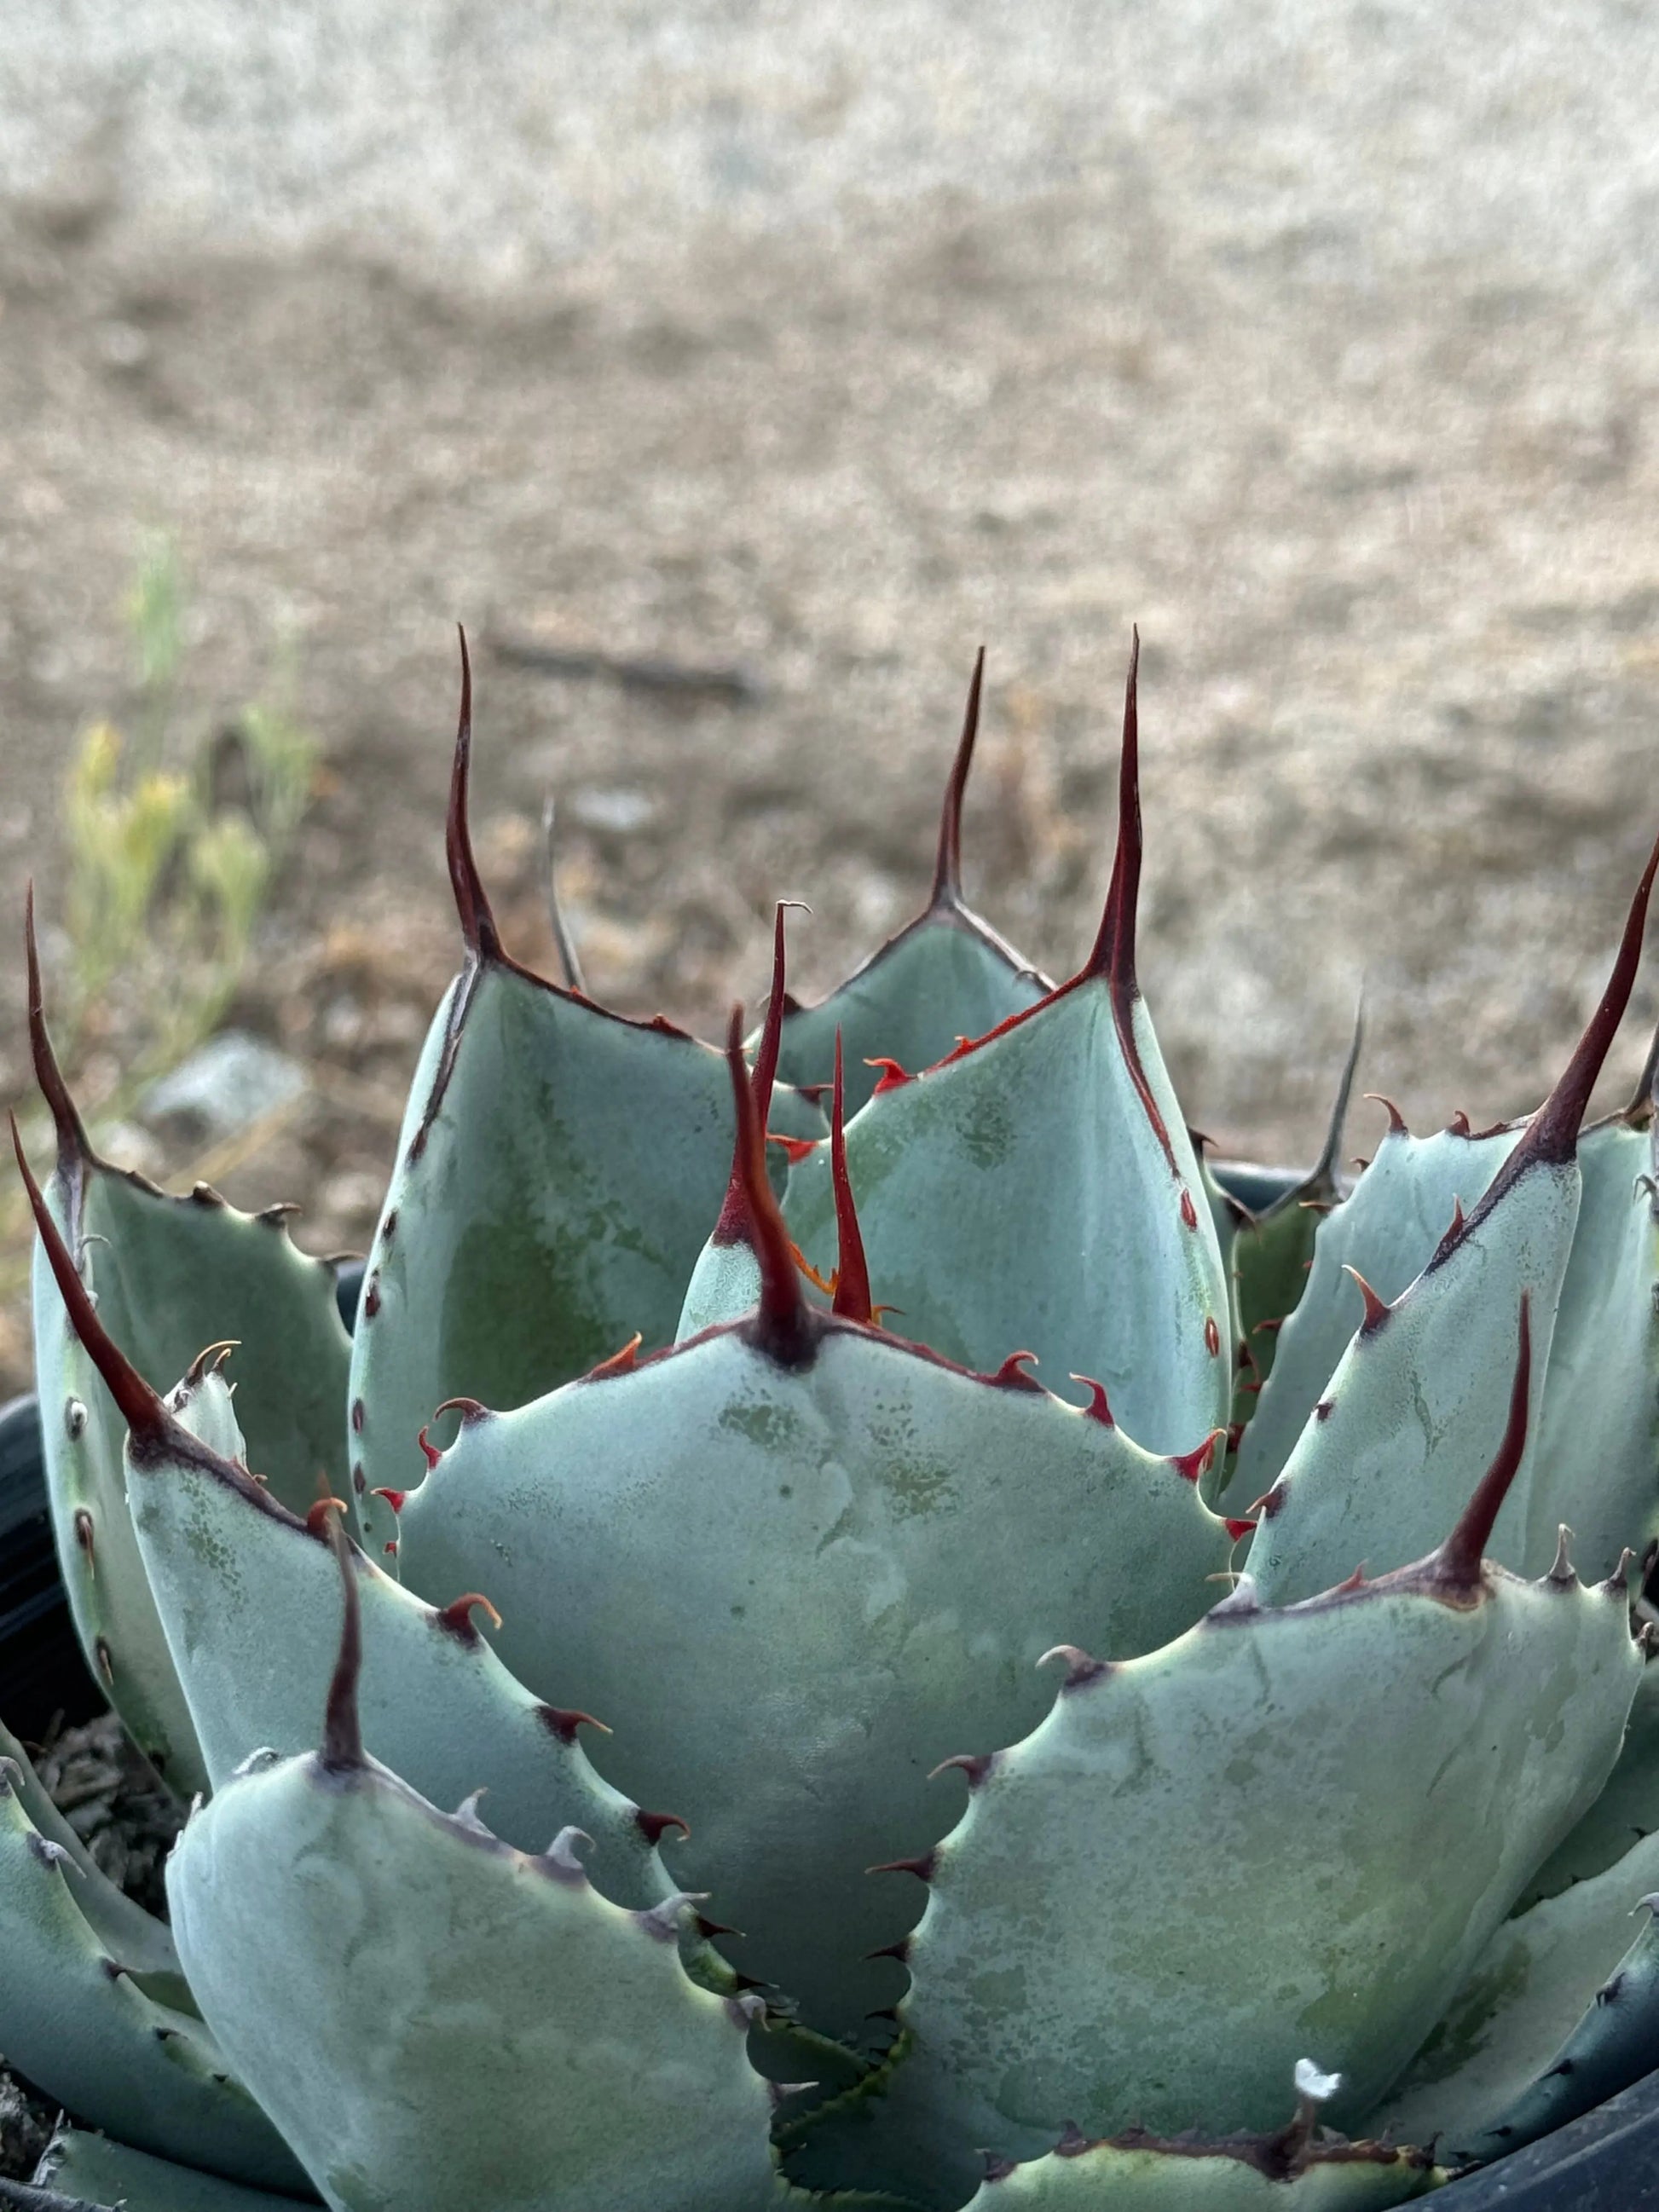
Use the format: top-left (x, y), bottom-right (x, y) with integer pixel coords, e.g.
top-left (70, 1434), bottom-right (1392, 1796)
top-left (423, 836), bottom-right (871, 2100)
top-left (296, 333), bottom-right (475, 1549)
top-left (771, 654), bottom-right (1048, 1115)
top-left (1241, 1152), bottom-right (1576, 1602)
top-left (1234, 847), bottom-right (1657, 1529)
top-left (853, 1347), bottom-right (1640, 2207)
top-left (1371, 1829), bottom-right (1659, 2163)
top-left (166, 1573), bottom-right (796, 2212)
top-left (130, 1433), bottom-right (661, 1901)
top-left (776, 911), bottom-right (1048, 1118)
top-left (1228, 1122), bottom-right (1520, 1506)
top-left (678, 1227), bottom-right (764, 1338)
top-left (1519, 1655), bottom-right (1659, 1908)
top-left (34, 2128), bottom-right (320, 2212)
top-left (18, 1157), bottom-right (668, 1947)
top-left (783, 644), bottom-right (1230, 1458)
top-left (25, 912), bottom-right (353, 1791)
top-left (396, 1014), bottom-right (1236, 2040)
top-left (347, 651), bottom-right (818, 1549)
top-left (1519, 1112), bottom-right (1659, 1580)
top-left (785, 2074), bottom-right (1448, 2210)
top-left (396, 1324), bottom-right (1234, 2041)
top-left (1242, 864), bottom-right (1659, 1602)
top-left (0, 1760), bottom-right (308, 2194)
top-left (18, 1163), bottom-right (666, 1911)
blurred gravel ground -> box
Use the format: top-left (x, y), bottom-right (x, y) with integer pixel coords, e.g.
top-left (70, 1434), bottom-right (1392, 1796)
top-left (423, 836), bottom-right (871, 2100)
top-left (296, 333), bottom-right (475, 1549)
top-left (0, 3), bottom-right (1657, 1389)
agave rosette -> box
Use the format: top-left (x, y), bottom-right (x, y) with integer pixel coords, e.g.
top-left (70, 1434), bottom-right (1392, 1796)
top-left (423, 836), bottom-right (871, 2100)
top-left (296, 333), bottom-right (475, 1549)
top-left (5, 635), bottom-right (1659, 2212)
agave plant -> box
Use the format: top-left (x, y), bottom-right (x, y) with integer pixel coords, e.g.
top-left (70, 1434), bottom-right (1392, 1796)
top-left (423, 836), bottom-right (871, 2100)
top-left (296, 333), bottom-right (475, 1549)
top-left (7, 633), bottom-right (1659, 2212)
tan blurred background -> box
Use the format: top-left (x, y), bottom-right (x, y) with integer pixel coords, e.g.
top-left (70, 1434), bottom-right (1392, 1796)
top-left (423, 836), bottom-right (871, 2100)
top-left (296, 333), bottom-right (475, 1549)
top-left (2, 2), bottom-right (1658, 1388)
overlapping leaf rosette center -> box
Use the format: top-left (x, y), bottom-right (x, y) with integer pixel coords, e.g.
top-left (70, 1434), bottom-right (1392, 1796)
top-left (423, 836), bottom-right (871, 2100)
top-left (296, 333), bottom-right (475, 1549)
top-left (8, 635), bottom-right (1659, 2212)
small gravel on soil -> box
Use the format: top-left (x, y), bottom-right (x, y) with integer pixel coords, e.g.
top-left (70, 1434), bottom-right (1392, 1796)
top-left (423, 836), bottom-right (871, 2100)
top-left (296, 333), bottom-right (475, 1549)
top-left (0, 2071), bottom-right (52, 2186)
top-left (31, 1711), bottom-right (184, 1922)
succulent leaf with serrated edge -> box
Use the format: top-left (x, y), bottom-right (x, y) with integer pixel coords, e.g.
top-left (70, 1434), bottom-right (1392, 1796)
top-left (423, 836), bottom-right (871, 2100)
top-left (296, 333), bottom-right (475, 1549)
top-left (394, 1006), bottom-right (1236, 2037)
top-left (164, 1522), bottom-right (800, 2212)
top-left (26, 895), bottom-right (353, 1794)
top-left (7, 630), bottom-right (1659, 2212)
top-left (783, 1306), bottom-right (1642, 2205)
top-left (766, 650), bottom-right (1050, 1116)
top-left (782, 641), bottom-right (1232, 1458)
top-left (1240, 848), bottom-right (1659, 1602)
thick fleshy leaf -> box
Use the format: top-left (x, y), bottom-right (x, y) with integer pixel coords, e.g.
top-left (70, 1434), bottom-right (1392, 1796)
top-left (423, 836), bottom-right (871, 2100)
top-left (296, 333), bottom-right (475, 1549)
top-left (1243, 1087), bottom-right (1659, 1587)
top-left (784, 641), bottom-right (1231, 1458)
top-left (25, 926), bottom-right (352, 1791)
top-left (772, 654), bottom-right (1048, 1113)
top-left (1372, 1830), bottom-right (1659, 2162)
top-left (34, 2129), bottom-right (319, 2212)
top-left (167, 1563), bottom-right (794, 2212)
top-left (347, 643), bottom-right (818, 1547)
top-left (678, 1230), bottom-right (763, 1339)
top-left (396, 1017), bottom-right (1236, 2039)
top-left (1519, 1656), bottom-right (1659, 1908)
top-left (776, 914), bottom-right (1049, 1118)
top-left (1227, 1122), bottom-right (1519, 1505)
top-left (1519, 1112), bottom-right (1659, 1580)
top-left (132, 1450), bottom-right (661, 1903)
top-left (1242, 854), bottom-right (1659, 1600)
top-left (873, 1347), bottom-right (1640, 2202)
top-left (1241, 1158), bottom-right (1576, 1600)
top-left (1234, 962), bottom-right (1656, 1533)
top-left (17, 1158), bottom-right (664, 1908)
top-left (0, 1761), bottom-right (308, 2193)
top-left (397, 1329), bottom-right (1234, 2040)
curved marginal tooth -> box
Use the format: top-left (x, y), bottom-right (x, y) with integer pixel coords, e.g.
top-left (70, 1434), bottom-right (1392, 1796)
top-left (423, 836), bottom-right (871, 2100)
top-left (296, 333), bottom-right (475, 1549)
top-left (453, 1790), bottom-right (493, 1834)
top-left (542, 1824), bottom-right (592, 1875)
top-left (636, 1889), bottom-right (713, 1942)
top-left (1599, 1547), bottom-right (1638, 1600)
top-left (1208, 1571), bottom-right (1262, 1618)
top-left (1038, 1643), bottom-right (1111, 1692)
top-left (26, 1834), bottom-right (79, 1875)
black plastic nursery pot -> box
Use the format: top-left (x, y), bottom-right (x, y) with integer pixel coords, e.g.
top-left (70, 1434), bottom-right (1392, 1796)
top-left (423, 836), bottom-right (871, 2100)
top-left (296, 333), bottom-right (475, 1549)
top-left (2, 1245), bottom-right (1658, 2208)
top-left (0, 1392), bottom-right (101, 1742)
